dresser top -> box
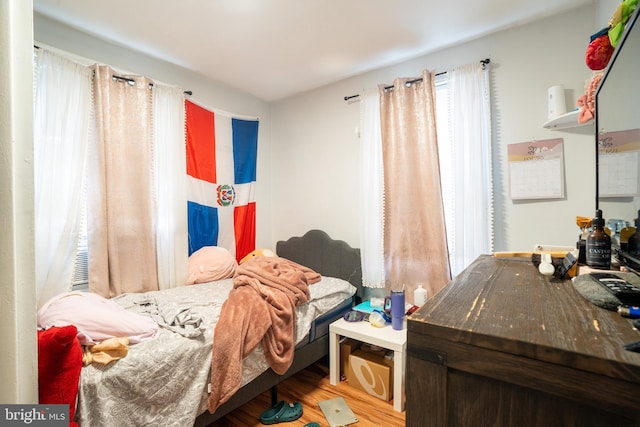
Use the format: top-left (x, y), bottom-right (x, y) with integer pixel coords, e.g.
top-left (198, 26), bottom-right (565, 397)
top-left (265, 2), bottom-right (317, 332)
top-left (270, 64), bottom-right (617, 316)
top-left (408, 255), bottom-right (640, 382)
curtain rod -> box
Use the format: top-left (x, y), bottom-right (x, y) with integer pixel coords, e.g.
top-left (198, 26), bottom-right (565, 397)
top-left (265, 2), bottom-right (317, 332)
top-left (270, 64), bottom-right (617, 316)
top-left (35, 45), bottom-right (192, 96)
top-left (111, 75), bottom-right (193, 96)
top-left (343, 58), bottom-right (490, 101)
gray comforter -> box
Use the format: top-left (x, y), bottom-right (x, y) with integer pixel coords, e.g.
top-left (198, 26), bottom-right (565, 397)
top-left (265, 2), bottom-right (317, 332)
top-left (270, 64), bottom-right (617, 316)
top-left (76, 276), bottom-right (355, 427)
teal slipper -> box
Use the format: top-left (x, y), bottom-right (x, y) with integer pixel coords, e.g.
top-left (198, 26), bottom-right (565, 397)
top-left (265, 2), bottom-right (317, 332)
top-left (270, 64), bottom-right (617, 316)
top-left (259, 401), bottom-right (303, 424)
top-left (304, 423), bottom-right (320, 427)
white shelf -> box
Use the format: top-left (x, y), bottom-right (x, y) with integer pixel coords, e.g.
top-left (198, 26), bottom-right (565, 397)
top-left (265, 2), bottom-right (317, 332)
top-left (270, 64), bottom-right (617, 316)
top-left (543, 109), bottom-right (593, 130)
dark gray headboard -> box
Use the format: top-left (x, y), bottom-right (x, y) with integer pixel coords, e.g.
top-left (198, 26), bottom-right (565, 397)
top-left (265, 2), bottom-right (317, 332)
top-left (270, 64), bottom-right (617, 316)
top-left (276, 229), bottom-right (363, 304)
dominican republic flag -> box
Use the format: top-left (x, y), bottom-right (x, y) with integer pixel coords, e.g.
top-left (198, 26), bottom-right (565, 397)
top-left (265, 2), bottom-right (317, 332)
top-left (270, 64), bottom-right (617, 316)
top-left (185, 100), bottom-right (259, 262)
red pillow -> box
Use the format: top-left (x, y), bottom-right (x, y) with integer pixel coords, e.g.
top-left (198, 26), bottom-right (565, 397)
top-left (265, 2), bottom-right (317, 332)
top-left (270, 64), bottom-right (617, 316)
top-left (38, 325), bottom-right (82, 427)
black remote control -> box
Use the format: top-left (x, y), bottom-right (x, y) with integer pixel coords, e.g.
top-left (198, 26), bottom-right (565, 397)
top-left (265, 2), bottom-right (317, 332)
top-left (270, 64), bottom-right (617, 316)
top-left (589, 273), bottom-right (640, 305)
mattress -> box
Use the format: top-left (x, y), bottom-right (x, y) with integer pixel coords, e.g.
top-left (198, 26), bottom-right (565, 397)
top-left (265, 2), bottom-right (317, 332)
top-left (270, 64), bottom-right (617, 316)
top-left (76, 275), bottom-right (355, 427)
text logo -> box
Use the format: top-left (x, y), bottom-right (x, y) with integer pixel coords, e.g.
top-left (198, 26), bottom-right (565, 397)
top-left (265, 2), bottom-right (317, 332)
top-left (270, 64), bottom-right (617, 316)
top-left (1, 405), bottom-right (67, 426)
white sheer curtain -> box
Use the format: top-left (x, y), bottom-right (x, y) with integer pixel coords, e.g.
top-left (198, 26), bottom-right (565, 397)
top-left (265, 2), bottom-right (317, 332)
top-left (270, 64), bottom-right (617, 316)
top-left (445, 61), bottom-right (493, 275)
top-left (359, 90), bottom-right (385, 289)
top-left (153, 84), bottom-right (188, 289)
top-left (34, 49), bottom-right (93, 308)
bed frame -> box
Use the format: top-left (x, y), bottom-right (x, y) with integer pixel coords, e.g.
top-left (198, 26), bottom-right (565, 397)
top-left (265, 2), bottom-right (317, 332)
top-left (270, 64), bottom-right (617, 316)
top-left (194, 229), bottom-right (362, 426)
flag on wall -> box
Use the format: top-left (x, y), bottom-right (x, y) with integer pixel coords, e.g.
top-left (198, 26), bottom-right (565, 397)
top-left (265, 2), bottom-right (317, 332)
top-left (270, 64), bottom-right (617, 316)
top-left (185, 100), bottom-right (258, 262)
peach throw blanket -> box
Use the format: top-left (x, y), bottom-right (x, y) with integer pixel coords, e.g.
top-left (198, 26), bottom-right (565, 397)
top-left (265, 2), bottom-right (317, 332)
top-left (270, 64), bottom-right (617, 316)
top-left (208, 256), bottom-right (321, 413)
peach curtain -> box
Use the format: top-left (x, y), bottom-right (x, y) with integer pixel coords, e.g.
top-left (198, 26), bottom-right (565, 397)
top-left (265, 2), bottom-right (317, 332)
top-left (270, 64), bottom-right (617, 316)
top-left (379, 70), bottom-right (451, 302)
top-left (88, 65), bottom-right (159, 297)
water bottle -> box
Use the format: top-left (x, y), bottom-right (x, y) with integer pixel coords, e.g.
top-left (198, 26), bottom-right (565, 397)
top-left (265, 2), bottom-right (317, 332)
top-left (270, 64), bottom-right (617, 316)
top-left (390, 290), bottom-right (405, 330)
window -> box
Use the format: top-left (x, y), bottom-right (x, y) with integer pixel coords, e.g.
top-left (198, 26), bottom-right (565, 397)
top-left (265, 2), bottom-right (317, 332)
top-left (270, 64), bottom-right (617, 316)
top-left (72, 195), bottom-right (89, 291)
top-left (435, 74), bottom-right (456, 271)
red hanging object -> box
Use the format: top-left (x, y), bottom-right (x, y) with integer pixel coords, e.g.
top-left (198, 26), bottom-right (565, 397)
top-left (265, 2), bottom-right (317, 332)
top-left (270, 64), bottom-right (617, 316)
top-left (585, 34), bottom-right (614, 70)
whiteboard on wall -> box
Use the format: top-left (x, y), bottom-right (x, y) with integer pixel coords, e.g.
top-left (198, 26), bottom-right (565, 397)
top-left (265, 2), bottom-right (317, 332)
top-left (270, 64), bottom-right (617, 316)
top-left (598, 128), bottom-right (640, 198)
top-left (508, 138), bottom-right (565, 200)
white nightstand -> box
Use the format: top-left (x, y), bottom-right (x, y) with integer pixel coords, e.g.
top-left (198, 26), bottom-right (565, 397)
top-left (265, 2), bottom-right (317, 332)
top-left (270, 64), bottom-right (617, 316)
top-left (329, 316), bottom-right (407, 412)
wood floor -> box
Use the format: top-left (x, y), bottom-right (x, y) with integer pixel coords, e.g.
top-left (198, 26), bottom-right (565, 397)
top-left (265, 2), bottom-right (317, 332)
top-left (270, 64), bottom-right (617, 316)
top-left (208, 359), bottom-right (406, 427)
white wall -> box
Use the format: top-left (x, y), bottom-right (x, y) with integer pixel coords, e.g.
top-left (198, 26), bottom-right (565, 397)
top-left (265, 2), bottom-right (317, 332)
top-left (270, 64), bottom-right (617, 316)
top-left (270, 4), bottom-right (602, 252)
top-left (598, 0), bottom-right (621, 27)
top-left (1, 0), bottom-right (38, 404)
top-left (33, 13), bottom-right (275, 249)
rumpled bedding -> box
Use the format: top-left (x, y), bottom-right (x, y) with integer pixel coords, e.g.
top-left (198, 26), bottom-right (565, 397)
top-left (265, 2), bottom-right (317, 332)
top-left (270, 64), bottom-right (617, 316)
top-left (124, 294), bottom-right (206, 338)
top-left (76, 275), bottom-right (355, 427)
top-left (208, 257), bottom-right (321, 413)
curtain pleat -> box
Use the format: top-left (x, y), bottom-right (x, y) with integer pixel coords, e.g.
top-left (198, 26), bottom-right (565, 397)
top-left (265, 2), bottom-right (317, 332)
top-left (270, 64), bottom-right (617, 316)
top-left (359, 90), bottom-right (386, 288)
top-left (379, 70), bottom-right (451, 302)
top-left (153, 84), bottom-right (188, 289)
top-left (34, 49), bottom-right (93, 308)
top-left (89, 65), bottom-right (158, 297)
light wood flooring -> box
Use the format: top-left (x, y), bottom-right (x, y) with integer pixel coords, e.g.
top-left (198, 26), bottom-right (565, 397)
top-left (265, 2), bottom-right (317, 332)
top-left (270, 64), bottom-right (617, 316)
top-left (208, 360), bottom-right (406, 427)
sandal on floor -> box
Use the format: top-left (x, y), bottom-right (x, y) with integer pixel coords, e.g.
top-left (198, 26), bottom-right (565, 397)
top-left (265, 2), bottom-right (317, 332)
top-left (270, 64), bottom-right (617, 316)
top-left (259, 401), bottom-right (303, 424)
top-left (304, 423), bottom-right (320, 427)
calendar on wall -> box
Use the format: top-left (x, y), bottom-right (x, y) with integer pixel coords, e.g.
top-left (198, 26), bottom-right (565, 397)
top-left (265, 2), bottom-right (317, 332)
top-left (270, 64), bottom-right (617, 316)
top-left (598, 128), bottom-right (640, 198)
top-left (508, 138), bottom-right (565, 200)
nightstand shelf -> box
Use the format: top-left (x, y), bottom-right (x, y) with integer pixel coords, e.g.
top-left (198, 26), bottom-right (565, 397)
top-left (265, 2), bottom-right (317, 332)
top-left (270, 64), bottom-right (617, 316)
top-left (329, 317), bottom-right (407, 412)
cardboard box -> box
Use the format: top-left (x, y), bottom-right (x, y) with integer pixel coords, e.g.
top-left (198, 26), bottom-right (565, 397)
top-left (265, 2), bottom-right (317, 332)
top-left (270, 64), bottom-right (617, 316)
top-left (347, 348), bottom-right (394, 401)
top-left (340, 338), bottom-right (362, 378)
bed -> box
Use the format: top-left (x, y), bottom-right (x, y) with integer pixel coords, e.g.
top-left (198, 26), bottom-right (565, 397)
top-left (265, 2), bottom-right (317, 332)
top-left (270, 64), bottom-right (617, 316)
top-left (72, 230), bottom-right (362, 427)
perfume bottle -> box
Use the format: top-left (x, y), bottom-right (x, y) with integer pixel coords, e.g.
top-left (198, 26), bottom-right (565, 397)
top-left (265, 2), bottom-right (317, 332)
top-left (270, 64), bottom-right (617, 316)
top-left (586, 209), bottom-right (611, 269)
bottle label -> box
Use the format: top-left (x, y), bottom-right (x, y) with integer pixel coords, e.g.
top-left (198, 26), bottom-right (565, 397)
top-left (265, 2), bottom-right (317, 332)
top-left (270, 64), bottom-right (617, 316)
top-left (586, 240), bottom-right (611, 268)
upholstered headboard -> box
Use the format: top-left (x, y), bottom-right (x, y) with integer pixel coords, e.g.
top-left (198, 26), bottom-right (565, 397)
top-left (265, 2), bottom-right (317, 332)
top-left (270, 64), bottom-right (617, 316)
top-left (276, 229), bottom-right (363, 304)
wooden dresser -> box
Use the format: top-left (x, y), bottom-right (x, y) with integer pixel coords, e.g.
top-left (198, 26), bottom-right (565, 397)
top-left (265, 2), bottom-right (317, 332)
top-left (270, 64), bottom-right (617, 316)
top-left (406, 255), bottom-right (640, 426)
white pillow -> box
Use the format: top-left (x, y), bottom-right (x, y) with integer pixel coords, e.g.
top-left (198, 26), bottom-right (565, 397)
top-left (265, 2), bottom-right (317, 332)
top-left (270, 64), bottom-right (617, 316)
top-left (37, 292), bottom-right (159, 345)
top-left (186, 246), bottom-right (237, 285)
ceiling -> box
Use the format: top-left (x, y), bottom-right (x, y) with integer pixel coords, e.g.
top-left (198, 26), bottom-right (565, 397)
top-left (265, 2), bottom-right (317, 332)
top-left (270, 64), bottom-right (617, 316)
top-left (33, 0), bottom-right (592, 101)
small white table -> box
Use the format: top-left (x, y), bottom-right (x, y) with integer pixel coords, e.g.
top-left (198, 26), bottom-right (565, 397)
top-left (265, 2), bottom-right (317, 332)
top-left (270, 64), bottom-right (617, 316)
top-left (329, 317), bottom-right (407, 412)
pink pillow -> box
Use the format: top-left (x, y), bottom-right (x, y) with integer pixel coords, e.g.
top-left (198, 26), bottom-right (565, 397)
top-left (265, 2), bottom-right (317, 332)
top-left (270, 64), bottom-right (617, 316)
top-left (186, 246), bottom-right (237, 285)
top-left (37, 292), bottom-right (159, 345)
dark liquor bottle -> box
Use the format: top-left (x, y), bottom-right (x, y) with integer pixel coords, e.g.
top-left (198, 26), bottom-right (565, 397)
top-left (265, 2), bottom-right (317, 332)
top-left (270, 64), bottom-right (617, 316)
top-left (586, 209), bottom-right (611, 269)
